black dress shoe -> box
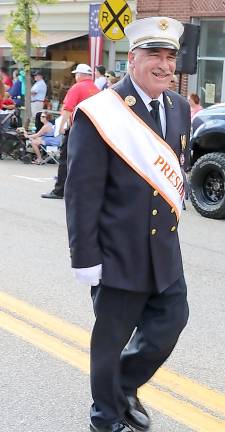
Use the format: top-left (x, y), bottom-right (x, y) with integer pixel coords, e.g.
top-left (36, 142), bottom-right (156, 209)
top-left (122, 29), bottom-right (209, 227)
top-left (41, 191), bottom-right (63, 199)
top-left (125, 396), bottom-right (150, 431)
top-left (90, 419), bottom-right (134, 432)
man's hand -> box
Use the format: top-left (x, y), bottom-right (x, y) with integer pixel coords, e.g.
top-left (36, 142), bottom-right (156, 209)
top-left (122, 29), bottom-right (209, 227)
top-left (59, 110), bottom-right (71, 135)
top-left (59, 126), bottom-right (66, 135)
top-left (73, 264), bottom-right (102, 286)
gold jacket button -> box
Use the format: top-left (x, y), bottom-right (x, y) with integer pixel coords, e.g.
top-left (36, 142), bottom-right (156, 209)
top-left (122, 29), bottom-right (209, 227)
top-left (171, 208), bottom-right (175, 213)
top-left (153, 190), bottom-right (159, 196)
top-left (170, 225), bottom-right (176, 232)
top-left (152, 209), bottom-right (158, 216)
top-left (151, 228), bottom-right (157, 235)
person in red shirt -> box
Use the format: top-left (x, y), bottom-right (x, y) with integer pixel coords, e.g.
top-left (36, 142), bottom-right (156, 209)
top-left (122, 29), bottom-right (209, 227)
top-left (0, 80), bottom-right (15, 110)
top-left (1, 93), bottom-right (15, 110)
top-left (0, 67), bottom-right (13, 91)
top-left (188, 93), bottom-right (203, 120)
top-left (41, 63), bottom-right (99, 199)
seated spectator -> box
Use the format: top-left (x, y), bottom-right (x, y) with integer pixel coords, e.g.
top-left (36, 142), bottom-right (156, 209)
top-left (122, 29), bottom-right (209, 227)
top-left (188, 93), bottom-right (203, 119)
top-left (94, 65), bottom-right (107, 90)
top-left (23, 111), bottom-right (61, 165)
top-left (105, 70), bottom-right (116, 78)
top-left (106, 75), bottom-right (120, 88)
top-left (8, 69), bottom-right (23, 106)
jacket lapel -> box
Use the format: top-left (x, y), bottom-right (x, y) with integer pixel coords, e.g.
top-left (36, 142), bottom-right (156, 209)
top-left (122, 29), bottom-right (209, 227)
top-left (114, 74), bottom-right (160, 135)
top-left (115, 76), bottom-right (181, 149)
top-left (164, 90), bottom-right (179, 151)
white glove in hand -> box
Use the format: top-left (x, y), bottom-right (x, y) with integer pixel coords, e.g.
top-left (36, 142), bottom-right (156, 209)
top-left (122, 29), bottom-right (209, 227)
top-left (73, 264), bottom-right (102, 286)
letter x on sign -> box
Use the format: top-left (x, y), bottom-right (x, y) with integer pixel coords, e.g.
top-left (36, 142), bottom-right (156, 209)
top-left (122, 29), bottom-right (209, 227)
top-left (99, 0), bottom-right (132, 41)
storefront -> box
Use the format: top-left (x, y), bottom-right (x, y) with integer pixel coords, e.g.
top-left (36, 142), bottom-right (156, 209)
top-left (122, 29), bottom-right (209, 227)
top-left (137, 0), bottom-right (225, 104)
top-left (196, 19), bottom-right (225, 106)
top-left (0, 0), bottom-right (136, 109)
top-left (0, 31), bottom-right (91, 109)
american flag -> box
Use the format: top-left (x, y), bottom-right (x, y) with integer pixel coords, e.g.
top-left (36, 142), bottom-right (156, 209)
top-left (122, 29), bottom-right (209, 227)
top-left (89, 4), bottom-right (103, 73)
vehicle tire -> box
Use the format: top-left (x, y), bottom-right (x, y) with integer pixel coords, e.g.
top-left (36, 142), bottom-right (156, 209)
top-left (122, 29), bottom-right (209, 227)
top-left (190, 152), bottom-right (225, 219)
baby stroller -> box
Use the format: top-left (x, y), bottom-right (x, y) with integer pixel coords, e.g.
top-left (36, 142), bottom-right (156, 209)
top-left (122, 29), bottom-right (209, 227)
top-left (0, 109), bottom-right (25, 160)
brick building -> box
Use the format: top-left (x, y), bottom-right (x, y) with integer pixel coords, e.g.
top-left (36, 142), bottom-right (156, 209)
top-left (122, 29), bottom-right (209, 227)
top-left (137, 0), bottom-right (225, 106)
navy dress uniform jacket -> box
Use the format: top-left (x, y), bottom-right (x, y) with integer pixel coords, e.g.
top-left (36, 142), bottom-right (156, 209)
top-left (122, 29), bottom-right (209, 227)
top-left (65, 74), bottom-right (191, 294)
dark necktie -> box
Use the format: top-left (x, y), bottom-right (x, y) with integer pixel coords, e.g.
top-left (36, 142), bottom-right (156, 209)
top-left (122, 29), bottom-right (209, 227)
top-left (150, 99), bottom-right (163, 138)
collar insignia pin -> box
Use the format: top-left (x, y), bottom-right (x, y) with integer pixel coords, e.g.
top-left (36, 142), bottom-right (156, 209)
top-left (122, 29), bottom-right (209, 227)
top-left (181, 134), bottom-right (187, 151)
top-left (166, 95), bottom-right (173, 107)
top-left (125, 95), bottom-right (136, 107)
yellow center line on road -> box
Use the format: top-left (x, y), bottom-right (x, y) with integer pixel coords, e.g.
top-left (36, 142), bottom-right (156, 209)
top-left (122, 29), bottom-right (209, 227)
top-left (152, 368), bottom-right (225, 418)
top-left (0, 292), bottom-right (225, 421)
top-left (0, 291), bottom-right (90, 348)
top-left (0, 310), bottom-right (225, 432)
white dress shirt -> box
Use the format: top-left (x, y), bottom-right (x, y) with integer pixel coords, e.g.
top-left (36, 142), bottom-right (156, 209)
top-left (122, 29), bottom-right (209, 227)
top-left (130, 77), bottom-right (166, 138)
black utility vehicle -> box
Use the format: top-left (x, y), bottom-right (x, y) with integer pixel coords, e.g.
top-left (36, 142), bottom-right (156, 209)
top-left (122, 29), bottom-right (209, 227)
top-left (190, 103), bottom-right (225, 219)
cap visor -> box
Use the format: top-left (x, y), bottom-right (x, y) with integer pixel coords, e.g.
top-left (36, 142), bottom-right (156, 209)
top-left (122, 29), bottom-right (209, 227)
top-left (138, 41), bottom-right (178, 51)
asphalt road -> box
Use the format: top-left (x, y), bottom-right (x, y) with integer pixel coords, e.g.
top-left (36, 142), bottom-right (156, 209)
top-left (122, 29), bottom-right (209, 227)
top-left (0, 159), bottom-right (225, 432)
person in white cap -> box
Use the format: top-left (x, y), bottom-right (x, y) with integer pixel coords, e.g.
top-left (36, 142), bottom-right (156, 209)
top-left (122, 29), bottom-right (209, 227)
top-left (65, 17), bottom-right (191, 432)
top-left (41, 64), bottom-right (99, 199)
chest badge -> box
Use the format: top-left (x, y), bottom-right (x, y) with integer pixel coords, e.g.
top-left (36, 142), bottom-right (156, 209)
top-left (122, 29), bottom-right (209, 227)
top-left (125, 95), bottom-right (136, 107)
top-left (180, 134), bottom-right (187, 151)
top-left (180, 134), bottom-right (187, 166)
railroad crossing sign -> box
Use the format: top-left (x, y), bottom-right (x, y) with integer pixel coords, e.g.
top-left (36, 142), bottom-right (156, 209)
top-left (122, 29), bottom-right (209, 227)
top-left (99, 0), bottom-right (132, 41)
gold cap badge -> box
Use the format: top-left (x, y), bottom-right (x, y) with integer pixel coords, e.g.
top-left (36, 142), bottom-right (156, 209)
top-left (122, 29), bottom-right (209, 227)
top-left (159, 19), bottom-right (169, 31)
top-left (125, 95), bottom-right (136, 107)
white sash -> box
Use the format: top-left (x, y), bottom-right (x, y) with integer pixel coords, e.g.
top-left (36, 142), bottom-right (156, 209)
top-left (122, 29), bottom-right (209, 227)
top-left (77, 89), bottom-right (184, 220)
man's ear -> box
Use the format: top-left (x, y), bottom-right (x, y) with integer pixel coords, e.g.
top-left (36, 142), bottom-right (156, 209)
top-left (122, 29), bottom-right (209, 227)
top-left (128, 51), bottom-right (135, 69)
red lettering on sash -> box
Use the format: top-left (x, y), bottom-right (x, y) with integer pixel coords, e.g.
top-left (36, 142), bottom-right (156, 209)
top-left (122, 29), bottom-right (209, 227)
top-left (154, 155), bottom-right (164, 167)
top-left (154, 154), bottom-right (184, 199)
top-left (161, 162), bottom-right (171, 175)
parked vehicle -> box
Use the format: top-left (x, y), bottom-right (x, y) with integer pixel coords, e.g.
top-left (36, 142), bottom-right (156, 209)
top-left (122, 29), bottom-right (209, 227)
top-left (190, 103), bottom-right (225, 219)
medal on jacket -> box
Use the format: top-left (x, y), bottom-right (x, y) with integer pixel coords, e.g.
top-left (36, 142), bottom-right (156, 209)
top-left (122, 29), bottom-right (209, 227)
top-left (125, 95), bottom-right (136, 106)
top-left (180, 134), bottom-right (187, 166)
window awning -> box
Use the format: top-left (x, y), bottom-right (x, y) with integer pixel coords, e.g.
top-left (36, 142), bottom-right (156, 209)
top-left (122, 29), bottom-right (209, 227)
top-left (0, 31), bottom-right (87, 49)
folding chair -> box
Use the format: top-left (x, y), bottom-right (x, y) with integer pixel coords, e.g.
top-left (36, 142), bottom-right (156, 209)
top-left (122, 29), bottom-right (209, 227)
top-left (40, 141), bottom-right (61, 164)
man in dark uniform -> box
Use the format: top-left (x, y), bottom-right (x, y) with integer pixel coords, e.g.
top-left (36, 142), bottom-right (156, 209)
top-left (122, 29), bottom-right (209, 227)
top-left (65, 16), bottom-right (191, 432)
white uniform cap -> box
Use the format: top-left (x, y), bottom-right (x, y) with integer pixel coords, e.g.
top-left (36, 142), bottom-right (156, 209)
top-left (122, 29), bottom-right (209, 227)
top-left (124, 17), bottom-right (184, 51)
top-left (72, 64), bottom-right (93, 74)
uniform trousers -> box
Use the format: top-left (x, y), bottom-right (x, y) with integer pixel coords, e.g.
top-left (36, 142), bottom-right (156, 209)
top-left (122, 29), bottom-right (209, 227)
top-left (90, 275), bottom-right (189, 427)
top-left (52, 130), bottom-right (69, 197)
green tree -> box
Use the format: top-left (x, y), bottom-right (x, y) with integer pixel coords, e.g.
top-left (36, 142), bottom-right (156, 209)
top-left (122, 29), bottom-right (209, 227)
top-left (5, 0), bottom-right (56, 127)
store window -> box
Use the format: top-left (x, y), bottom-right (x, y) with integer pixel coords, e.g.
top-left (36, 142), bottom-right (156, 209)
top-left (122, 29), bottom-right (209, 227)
top-left (199, 21), bottom-right (225, 58)
top-left (197, 20), bottom-right (225, 107)
top-left (197, 59), bottom-right (223, 106)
